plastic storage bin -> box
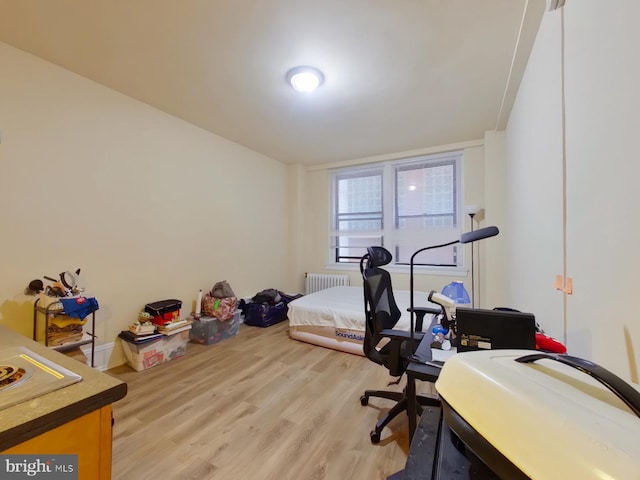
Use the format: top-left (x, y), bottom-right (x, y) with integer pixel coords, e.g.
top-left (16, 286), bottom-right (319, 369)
top-left (190, 310), bottom-right (240, 345)
top-left (120, 330), bottom-right (189, 371)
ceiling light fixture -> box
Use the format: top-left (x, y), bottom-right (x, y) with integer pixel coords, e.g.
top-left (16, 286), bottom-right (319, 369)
top-left (286, 66), bottom-right (324, 93)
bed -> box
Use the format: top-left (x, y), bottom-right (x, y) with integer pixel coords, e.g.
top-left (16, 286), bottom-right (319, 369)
top-left (288, 285), bottom-right (438, 356)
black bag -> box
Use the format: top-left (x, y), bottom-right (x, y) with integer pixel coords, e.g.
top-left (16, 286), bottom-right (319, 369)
top-left (241, 301), bottom-right (288, 328)
top-left (252, 288), bottom-right (281, 305)
top-left (240, 291), bottom-right (303, 328)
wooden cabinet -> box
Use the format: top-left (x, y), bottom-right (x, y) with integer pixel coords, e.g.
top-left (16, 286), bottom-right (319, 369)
top-left (0, 326), bottom-right (127, 480)
top-left (3, 406), bottom-right (114, 480)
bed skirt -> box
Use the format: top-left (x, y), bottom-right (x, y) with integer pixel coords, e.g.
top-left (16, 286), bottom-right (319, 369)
top-left (289, 325), bottom-right (365, 356)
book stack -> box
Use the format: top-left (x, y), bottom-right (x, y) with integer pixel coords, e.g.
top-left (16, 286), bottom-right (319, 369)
top-left (119, 321), bottom-right (162, 344)
top-left (118, 329), bottom-right (163, 345)
top-left (158, 319), bottom-right (192, 336)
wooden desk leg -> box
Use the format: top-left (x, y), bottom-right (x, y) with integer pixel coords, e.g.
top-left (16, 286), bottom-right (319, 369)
top-left (407, 373), bottom-right (418, 443)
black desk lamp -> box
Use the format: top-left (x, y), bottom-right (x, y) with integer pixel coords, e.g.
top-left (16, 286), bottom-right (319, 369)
top-left (464, 205), bottom-right (481, 307)
top-left (408, 226), bottom-right (500, 355)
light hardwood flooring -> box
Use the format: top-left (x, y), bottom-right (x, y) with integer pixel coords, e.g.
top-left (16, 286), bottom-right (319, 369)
top-left (108, 322), bottom-right (436, 480)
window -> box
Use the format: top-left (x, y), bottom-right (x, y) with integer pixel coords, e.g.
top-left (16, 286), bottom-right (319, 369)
top-left (330, 151), bottom-right (463, 267)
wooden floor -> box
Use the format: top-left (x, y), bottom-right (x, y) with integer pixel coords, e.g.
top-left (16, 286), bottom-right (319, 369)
top-left (107, 322), bottom-right (435, 480)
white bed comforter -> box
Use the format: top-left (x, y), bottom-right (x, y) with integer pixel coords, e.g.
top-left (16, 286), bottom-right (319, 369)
top-left (287, 285), bottom-right (437, 332)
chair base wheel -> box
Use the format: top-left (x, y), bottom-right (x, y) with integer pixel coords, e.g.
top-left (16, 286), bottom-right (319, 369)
top-left (370, 430), bottom-right (381, 444)
top-left (360, 395), bottom-right (369, 406)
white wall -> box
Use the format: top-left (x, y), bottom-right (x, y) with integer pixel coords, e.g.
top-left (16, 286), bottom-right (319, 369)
top-left (503, 8), bottom-right (565, 338)
top-left (563, 1), bottom-right (640, 380)
top-left (0, 42), bottom-right (291, 368)
top-left (482, 130), bottom-right (508, 309)
top-left (503, 2), bottom-right (640, 381)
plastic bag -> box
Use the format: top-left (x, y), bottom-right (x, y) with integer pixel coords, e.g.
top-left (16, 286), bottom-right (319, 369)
top-left (211, 281), bottom-right (235, 299)
top-left (202, 293), bottom-right (237, 321)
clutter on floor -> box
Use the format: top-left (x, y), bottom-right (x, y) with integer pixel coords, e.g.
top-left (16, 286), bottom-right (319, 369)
top-left (119, 329), bottom-right (190, 372)
top-left (144, 299), bottom-right (183, 325)
top-left (119, 298), bottom-right (191, 371)
top-left (190, 310), bottom-right (241, 345)
top-left (119, 281), bottom-right (245, 369)
top-left (25, 269), bottom-right (99, 365)
top-left (189, 281), bottom-right (242, 345)
top-left (240, 289), bottom-right (303, 328)
top-left (197, 280), bottom-right (238, 321)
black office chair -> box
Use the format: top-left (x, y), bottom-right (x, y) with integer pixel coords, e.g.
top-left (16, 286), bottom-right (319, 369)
top-left (359, 246), bottom-right (441, 444)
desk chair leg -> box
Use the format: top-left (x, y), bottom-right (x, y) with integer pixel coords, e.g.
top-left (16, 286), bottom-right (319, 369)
top-left (361, 388), bottom-right (409, 443)
top-left (362, 389), bottom-right (439, 444)
top-left (361, 390), bottom-right (404, 406)
top-left (369, 396), bottom-right (408, 444)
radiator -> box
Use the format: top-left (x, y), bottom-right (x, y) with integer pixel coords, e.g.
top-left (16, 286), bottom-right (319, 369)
top-left (305, 273), bottom-right (350, 294)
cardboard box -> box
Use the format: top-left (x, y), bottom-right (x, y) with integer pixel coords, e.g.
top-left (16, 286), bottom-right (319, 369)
top-left (190, 310), bottom-right (240, 345)
top-left (120, 330), bottom-right (189, 371)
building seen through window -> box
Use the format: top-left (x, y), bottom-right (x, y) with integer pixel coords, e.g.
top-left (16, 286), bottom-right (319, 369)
top-left (330, 151), bottom-right (462, 266)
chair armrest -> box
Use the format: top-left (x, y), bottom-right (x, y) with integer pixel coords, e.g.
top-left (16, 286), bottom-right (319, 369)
top-left (406, 306), bottom-right (442, 331)
top-left (380, 329), bottom-right (426, 376)
top-left (380, 328), bottom-right (424, 343)
top-left (413, 307), bottom-right (442, 315)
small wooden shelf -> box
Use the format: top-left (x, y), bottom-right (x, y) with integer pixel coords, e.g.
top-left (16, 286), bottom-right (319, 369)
top-left (33, 298), bottom-right (96, 368)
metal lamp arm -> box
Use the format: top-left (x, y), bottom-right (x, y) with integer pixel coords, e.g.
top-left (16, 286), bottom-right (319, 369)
top-left (409, 239), bottom-right (461, 355)
top-left (408, 225), bottom-right (500, 355)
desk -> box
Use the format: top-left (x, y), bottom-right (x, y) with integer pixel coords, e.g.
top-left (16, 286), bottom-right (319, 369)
top-left (397, 335), bottom-right (499, 480)
top-left (390, 405), bottom-right (499, 480)
top-left (406, 333), bottom-right (443, 442)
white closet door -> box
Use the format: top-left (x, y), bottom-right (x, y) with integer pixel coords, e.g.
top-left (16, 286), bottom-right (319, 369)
top-left (564, 1), bottom-right (640, 380)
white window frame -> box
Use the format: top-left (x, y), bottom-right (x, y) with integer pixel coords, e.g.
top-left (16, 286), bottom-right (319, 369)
top-left (328, 151), bottom-right (465, 274)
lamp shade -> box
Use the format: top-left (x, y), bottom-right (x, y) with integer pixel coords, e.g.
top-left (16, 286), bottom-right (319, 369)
top-left (464, 204), bottom-right (481, 216)
top-left (441, 281), bottom-right (470, 304)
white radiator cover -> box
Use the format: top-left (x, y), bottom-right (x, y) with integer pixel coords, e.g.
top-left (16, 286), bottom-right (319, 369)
top-left (305, 273), bottom-right (350, 294)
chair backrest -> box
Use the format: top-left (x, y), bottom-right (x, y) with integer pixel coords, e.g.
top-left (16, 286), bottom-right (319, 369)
top-left (361, 247), bottom-right (403, 368)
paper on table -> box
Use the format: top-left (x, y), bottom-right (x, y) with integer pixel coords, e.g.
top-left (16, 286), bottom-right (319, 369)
top-left (431, 347), bottom-right (457, 363)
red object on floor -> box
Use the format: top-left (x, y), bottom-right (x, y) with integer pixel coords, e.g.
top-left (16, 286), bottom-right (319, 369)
top-left (535, 332), bottom-right (567, 354)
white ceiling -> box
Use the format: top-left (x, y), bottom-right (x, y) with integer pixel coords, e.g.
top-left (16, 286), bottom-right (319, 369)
top-left (0, 0), bottom-right (545, 165)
